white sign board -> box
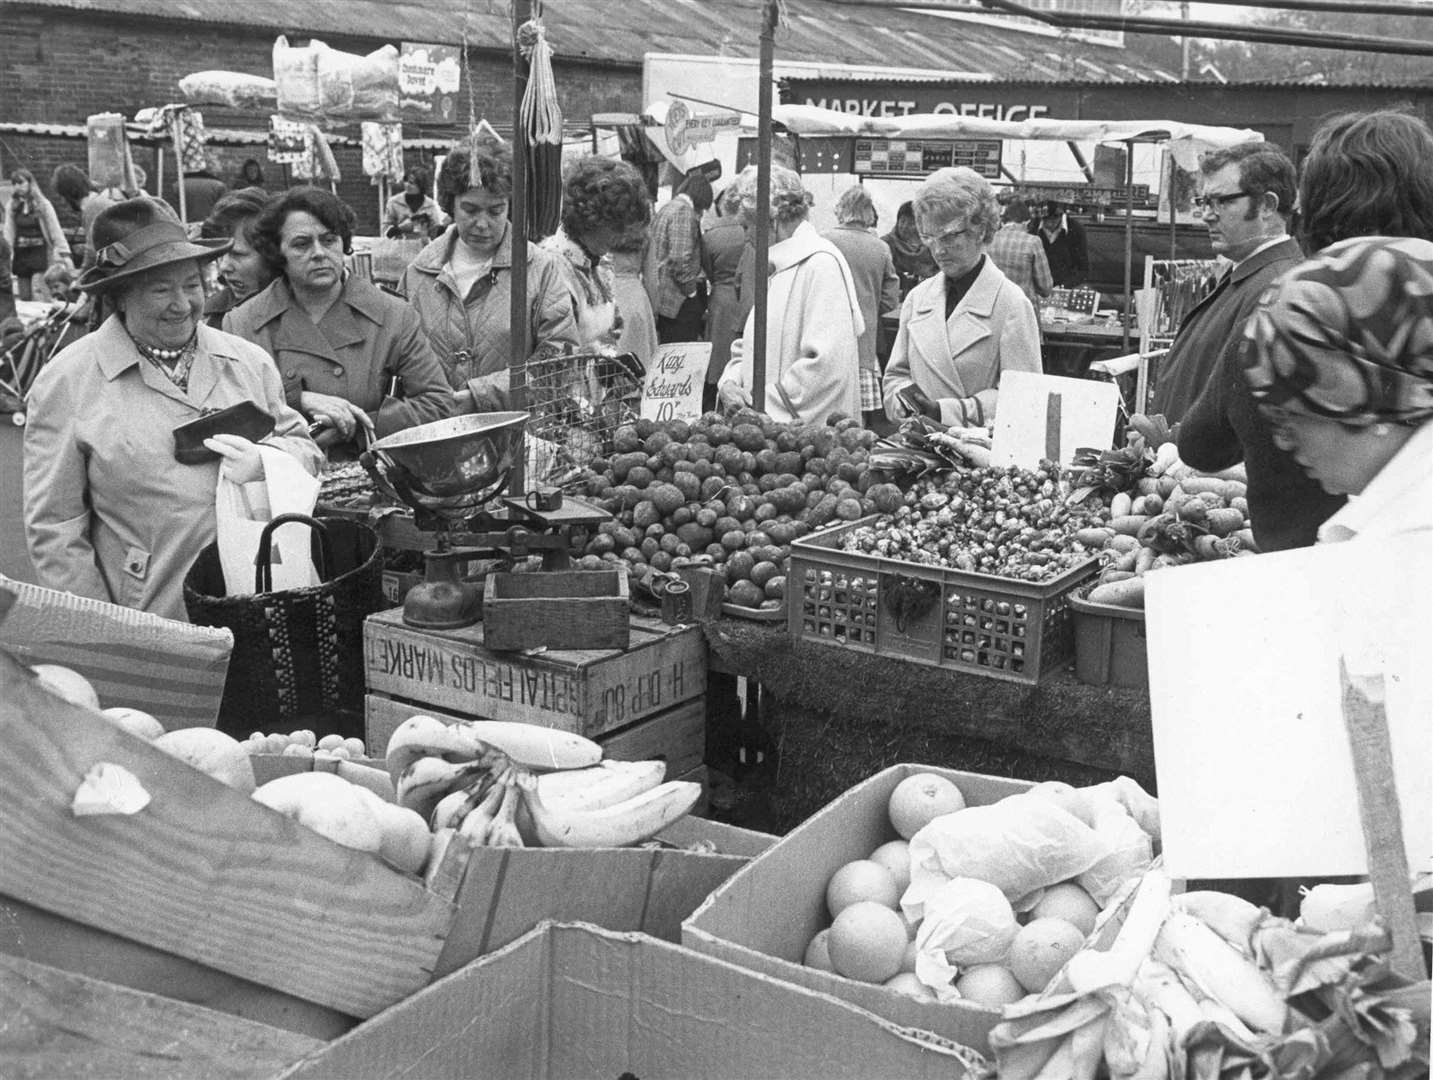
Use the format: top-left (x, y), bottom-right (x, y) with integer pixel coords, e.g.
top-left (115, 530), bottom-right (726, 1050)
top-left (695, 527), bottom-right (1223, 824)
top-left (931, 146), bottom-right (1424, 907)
top-left (989, 371), bottom-right (1121, 469)
top-left (641, 342), bottom-right (710, 423)
top-left (1145, 536), bottom-right (1432, 879)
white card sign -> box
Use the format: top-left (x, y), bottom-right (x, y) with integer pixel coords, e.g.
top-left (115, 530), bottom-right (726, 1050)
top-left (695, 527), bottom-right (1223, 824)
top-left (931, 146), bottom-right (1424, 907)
top-left (640, 342), bottom-right (710, 423)
top-left (989, 371), bottom-right (1121, 469)
top-left (1144, 536), bottom-right (1431, 879)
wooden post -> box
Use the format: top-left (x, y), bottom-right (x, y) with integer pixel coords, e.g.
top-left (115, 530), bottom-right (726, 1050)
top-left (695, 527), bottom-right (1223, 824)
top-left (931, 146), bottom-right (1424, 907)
top-left (509, 0), bottom-right (531, 493)
top-left (751, 0), bottom-right (778, 415)
top-left (171, 115), bottom-right (188, 225)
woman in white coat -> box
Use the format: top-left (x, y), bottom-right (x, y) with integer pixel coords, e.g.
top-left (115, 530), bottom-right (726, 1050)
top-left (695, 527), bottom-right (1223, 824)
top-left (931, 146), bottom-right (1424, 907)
top-left (883, 167), bottom-right (1041, 427)
top-left (717, 165), bottom-right (863, 424)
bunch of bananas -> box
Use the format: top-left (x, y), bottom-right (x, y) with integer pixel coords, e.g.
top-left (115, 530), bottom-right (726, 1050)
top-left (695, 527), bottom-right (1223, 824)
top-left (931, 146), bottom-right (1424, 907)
top-left (386, 715), bottom-right (702, 851)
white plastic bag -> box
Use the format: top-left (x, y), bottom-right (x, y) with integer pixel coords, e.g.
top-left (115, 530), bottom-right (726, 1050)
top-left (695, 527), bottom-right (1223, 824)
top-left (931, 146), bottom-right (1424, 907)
top-left (905, 794), bottom-right (1108, 914)
top-left (215, 446), bottom-right (321, 595)
top-left (910, 876), bottom-right (1019, 1001)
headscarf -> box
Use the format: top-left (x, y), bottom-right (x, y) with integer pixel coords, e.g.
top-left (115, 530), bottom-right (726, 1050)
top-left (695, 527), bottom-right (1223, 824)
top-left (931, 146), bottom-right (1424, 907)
top-left (1242, 235), bottom-right (1433, 427)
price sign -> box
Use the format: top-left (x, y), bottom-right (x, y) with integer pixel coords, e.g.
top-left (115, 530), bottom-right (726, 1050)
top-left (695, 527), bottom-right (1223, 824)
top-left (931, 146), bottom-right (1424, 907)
top-left (640, 342), bottom-right (710, 423)
top-left (854, 139), bottom-right (1003, 179)
top-left (988, 371), bottom-right (1120, 469)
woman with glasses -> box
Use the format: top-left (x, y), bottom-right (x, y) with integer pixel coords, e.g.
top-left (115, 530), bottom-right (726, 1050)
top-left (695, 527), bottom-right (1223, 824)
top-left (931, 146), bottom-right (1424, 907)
top-left (1241, 236), bottom-right (1432, 543)
top-left (882, 167), bottom-right (1040, 427)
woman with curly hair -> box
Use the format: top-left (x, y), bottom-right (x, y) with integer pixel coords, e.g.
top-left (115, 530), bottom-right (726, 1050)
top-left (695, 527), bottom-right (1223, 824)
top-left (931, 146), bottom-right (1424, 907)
top-left (400, 141), bottom-right (577, 413)
top-left (716, 164), bottom-right (864, 424)
top-left (222, 186), bottom-right (450, 459)
top-left (541, 156), bottom-right (652, 351)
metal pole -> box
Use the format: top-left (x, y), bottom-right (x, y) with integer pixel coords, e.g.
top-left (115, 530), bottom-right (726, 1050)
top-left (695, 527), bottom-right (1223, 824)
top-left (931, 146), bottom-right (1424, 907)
top-left (1168, 148), bottom-right (1177, 264)
top-left (751, 0), bottom-right (778, 415)
top-left (1122, 140), bottom-right (1134, 354)
top-left (172, 115), bottom-right (188, 225)
top-left (510, 0), bottom-right (531, 492)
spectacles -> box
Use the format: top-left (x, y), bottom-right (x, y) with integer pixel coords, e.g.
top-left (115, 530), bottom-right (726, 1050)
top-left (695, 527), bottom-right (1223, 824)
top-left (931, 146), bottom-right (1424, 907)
top-left (917, 223), bottom-right (970, 247)
top-left (1192, 191), bottom-right (1252, 213)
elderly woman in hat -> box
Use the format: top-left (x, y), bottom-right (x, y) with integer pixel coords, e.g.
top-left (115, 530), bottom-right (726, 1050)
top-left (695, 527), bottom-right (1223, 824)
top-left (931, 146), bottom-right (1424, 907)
top-left (23, 198), bottom-right (320, 621)
top-left (716, 164), bottom-right (864, 424)
top-left (1241, 235), bottom-right (1433, 543)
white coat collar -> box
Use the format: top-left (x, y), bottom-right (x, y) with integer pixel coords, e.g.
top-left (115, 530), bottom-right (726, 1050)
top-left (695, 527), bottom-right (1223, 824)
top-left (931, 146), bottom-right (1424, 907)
top-left (767, 220), bottom-right (826, 273)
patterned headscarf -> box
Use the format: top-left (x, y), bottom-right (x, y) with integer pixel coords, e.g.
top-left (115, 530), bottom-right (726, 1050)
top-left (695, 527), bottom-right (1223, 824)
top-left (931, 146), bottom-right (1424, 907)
top-left (1242, 235), bottom-right (1433, 426)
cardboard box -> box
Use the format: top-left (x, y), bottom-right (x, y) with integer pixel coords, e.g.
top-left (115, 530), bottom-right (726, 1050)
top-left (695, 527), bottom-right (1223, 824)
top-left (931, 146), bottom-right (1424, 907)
top-left (364, 608), bottom-right (706, 737)
top-left (0, 648), bottom-right (459, 1022)
top-left (0, 573), bottom-right (232, 731)
top-left (482, 569), bottom-right (630, 651)
top-left (432, 811), bottom-right (776, 976)
top-left (683, 763), bottom-right (1033, 1055)
top-left (0, 950), bottom-right (323, 1079)
top-left (279, 922), bottom-right (988, 1080)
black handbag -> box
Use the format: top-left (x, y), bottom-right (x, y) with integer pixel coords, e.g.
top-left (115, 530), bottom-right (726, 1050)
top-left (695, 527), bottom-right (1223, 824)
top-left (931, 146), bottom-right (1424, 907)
top-left (183, 513), bottom-right (383, 740)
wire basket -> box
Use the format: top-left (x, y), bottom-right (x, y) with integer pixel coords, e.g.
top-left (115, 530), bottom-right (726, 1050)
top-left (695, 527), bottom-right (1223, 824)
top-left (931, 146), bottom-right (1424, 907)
top-left (517, 347), bottom-right (643, 491)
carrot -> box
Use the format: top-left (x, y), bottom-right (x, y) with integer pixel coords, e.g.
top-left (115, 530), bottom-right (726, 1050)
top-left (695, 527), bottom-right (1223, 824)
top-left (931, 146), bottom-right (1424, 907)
top-left (1142, 493), bottom-right (1164, 516)
top-left (1233, 528), bottom-right (1259, 552)
top-left (1156, 475), bottom-right (1179, 499)
top-left (1112, 550), bottom-right (1138, 573)
top-left (1221, 480), bottom-right (1248, 500)
top-left (1088, 577), bottom-right (1146, 609)
top-left (1110, 515), bottom-right (1149, 536)
top-left (1105, 534), bottom-right (1141, 554)
top-left (1133, 546), bottom-right (1158, 575)
top-left (1230, 496), bottom-right (1248, 515)
top-left (1206, 509), bottom-right (1244, 537)
top-left (1164, 487), bottom-right (1188, 514)
top-left (1196, 491), bottom-right (1226, 509)
top-left (1193, 534), bottom-right (1222, 561)
top-left (1135, 477), bottom-right (1161, 496)
top-left (1131, 496), bottom-right (1148, 516)
top-left (1180, 476), bottom-right (1227, 496)
top-left (1110, 492), bottom-right (1134, 518)
top-left (1100, 570), bottom-right (1137, 585)
top-left (1075, 527), bottom-right (1115, 547)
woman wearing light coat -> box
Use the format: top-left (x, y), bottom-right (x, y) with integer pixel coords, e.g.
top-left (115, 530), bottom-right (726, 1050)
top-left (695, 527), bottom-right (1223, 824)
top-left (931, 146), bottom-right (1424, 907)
top-left (717, 165), bottom-right (863, 425)
top-left (883, 168), bottom-right (1041, 427)
top-left (24, 198), bottom-right (320, 621)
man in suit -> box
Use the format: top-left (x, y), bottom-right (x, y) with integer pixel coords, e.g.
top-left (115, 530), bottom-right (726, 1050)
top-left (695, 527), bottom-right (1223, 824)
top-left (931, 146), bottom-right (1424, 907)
top-left (1151, 142), bottom-right (1304, 423)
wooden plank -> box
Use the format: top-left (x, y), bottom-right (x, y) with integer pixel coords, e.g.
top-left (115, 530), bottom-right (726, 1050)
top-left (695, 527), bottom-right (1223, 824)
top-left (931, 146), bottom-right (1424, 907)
top-left (0, 897), bottom-right (357, 1041)
top-left (0, 951), bottom-right (324, 1080)
top-left (0, 652), bottom-right (455, 1019)
top-left (482, 570), bottom-right (630, 652)
top-left (363, 609), bottom-right (706, 737)
top-left (598, 699), bottom-right (706, 779)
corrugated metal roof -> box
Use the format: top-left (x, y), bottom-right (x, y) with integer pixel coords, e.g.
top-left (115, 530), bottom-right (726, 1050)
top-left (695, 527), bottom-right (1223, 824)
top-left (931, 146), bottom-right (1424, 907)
top-left (8, 0), bottom-right (1177, 81)
top-left (780, 74), bottom-right (1433, 91)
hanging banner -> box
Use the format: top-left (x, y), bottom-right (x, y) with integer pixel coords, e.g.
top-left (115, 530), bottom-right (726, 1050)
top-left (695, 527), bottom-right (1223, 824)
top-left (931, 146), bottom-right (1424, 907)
top-left (640, 342), bottom-right (710, 423)
top-left (663, 99), bottom-right (742, 156)
top-left (400, 42), bottom-right (461, 122)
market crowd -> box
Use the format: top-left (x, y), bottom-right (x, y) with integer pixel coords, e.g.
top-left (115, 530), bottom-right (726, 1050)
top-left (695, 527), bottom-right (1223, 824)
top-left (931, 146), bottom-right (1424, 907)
top-left (3, 106), bottom-right (1429, 621)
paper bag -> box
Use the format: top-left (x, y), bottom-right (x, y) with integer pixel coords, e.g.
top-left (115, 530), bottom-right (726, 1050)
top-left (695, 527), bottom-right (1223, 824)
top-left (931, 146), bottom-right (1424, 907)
top-left (216, 447), bottom-right (321, 595)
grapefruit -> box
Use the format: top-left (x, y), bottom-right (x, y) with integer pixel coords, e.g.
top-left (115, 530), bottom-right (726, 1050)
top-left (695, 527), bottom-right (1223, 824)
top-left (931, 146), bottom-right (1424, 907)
top-left (101, 707), bottom-right (165, 740)
top-left (828, 901), bottom-right (908, 983)
top-left (868, 839), bottom-right (912, 896)
top-left (826, 859), bottom-right (899, 917)
top-left (31, 664), bottom-right (101, 710)
top-left (888, 773), bottom-right (967, 839)
top-left (883, 971), bottom-right (936, 1001)
top-left (153, 728), bottom-right (257, 794)
top-left (956, 964), bottom-right (1026, 1006)
top-left (1008, 918), bottom-right (1085, 993)
top-left (803, 928), bottom-right (834, 972)
top-left (1030, 882), bottom-right (1100, 937)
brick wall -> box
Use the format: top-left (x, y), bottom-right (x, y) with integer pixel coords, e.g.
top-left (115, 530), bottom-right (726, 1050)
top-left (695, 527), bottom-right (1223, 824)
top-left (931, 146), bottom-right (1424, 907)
top-left (1, 9), bottom-right (639, 237)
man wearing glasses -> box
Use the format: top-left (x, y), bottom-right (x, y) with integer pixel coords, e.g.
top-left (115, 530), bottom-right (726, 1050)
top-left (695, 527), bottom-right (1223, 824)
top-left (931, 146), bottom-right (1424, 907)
top-left (1150, 142), bottom-right (1303, 422)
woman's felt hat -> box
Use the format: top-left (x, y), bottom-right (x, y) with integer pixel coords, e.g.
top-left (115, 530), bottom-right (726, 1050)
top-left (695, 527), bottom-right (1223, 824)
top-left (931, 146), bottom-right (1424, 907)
top-left (77, 197), bottom-right (230, 294)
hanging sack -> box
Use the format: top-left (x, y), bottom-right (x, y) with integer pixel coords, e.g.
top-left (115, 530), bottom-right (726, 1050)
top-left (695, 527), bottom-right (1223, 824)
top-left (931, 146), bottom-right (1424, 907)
top-left (183, 513), bottom-right (383, 740)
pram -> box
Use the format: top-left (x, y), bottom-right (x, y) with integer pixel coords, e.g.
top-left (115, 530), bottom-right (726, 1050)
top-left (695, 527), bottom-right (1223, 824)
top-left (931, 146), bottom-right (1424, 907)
top-left (1, 303), bottom-right (79, 424)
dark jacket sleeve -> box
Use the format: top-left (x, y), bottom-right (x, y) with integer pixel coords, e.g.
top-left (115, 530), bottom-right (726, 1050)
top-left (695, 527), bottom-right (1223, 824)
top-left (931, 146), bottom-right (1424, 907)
top-left (1177, 355), bottom-right (1242, 474)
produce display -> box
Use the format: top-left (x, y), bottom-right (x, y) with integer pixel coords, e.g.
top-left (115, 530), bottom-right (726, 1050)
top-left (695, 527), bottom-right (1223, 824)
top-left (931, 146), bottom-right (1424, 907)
top-left (801, 772), bottom-right (1161, 1005)
top-left (242, 728), bottom-right (370, 761)
top-left (1068, 414), bottom-right (1257, 610)
top-left (576, 410), bottom-right (881, 612)
top-left (317, 460), bottom-right (377, 509)
top-left (835, 463), bottom-right (1107, 582)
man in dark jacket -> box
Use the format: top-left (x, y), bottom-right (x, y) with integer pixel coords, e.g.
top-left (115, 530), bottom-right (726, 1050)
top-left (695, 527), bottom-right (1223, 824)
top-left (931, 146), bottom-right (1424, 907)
top-left (1029, 200), bottom-right (1088, 287)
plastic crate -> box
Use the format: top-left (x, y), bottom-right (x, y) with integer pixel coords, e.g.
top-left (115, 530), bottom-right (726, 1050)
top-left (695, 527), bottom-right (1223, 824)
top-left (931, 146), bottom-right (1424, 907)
top-left (788, 517), bottom-right (1100, 685)
top-left (1069, 588), bottom-right (1149, 690)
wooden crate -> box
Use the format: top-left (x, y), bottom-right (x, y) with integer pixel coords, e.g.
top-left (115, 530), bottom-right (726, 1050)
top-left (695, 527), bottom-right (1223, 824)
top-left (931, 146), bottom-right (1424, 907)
top-left (0, 650), bottom-right (460, 1022)
top-left (366, 693), bottom-right (705, 780)
top-left (363, 610), bottom-right (706, 738)
top-left (482, 570), bottom-right (630, 652)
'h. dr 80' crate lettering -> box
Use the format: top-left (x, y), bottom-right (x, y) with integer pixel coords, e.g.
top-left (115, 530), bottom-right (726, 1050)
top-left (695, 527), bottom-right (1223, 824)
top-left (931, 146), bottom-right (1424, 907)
top-left (362, 610), bottom-right (707, 738)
